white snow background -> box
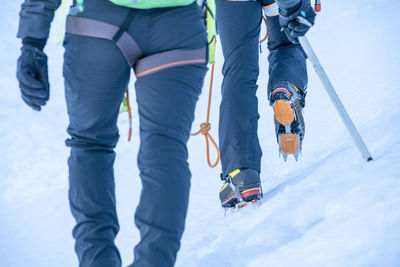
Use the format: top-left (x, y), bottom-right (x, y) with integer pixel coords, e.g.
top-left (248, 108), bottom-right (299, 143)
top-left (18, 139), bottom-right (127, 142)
top-left (1, 0), bottom-right (400, 266)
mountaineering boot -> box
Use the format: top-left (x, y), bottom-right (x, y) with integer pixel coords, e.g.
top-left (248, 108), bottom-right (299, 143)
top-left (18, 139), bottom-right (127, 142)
top-left (270, 82), bottom-right (305, 161)
top-left (219, 168), bottom-right (263, 208)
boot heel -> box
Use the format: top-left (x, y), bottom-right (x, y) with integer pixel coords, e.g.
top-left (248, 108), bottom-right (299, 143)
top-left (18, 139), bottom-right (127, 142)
top-left (240, 188), bottom-right (262, 202)
top-left (279, 133), bottom-right (300, 154)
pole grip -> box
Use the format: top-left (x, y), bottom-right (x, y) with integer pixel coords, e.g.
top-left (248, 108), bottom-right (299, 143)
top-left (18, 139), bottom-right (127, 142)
top-left (298, 36), bottom-right (373, 161)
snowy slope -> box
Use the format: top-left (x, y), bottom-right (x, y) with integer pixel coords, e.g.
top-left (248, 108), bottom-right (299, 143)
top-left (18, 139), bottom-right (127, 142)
top-left (1, 1), bottom-right (400, 267)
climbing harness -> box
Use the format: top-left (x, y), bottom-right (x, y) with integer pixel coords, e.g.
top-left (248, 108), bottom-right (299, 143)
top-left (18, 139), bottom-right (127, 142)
top-left (66, 8), bottom-right (207, 143)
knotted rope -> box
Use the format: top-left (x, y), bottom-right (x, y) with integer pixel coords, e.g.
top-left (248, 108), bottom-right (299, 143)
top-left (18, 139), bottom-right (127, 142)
top-left (191, 63), bottom-right (220, 168)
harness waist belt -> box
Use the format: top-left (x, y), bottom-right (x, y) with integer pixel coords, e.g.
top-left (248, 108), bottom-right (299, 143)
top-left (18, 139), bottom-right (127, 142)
top-left (135, 48), bottom-right (207, 77)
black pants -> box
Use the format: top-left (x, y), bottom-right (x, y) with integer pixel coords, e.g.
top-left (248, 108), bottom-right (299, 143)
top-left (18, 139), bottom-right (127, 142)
top-left (216, 0), bottom-right (308, 176)
top-left (63, 1), bottom-right (207, 266)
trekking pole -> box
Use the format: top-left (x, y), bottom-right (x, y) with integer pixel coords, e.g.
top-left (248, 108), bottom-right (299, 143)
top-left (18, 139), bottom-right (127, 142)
top-left (298, 36), bottom-right (373, 161)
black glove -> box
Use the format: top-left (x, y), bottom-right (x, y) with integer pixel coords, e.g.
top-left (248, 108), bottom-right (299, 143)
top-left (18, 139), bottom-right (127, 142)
top-left (17, 38), bottom-right (49, 111)
top-left (279, 0), bottom-right (316, 44)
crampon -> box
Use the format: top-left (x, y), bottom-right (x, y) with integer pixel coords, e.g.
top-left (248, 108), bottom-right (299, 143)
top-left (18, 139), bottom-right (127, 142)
top-left (271, 83), bottom-right (305, 161)
top-left (223, 198), bottom-right (262, 216)
top-left (219, 169), bottom-right (263, 216)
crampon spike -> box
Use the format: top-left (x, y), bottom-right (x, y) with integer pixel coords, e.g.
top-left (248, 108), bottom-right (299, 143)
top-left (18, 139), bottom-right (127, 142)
top-left (238, 201), bottom-right (248, 208)
top-left (250, 199), bottom-right (261, 207)
top-left (223, 199), bottom-right (262, 215)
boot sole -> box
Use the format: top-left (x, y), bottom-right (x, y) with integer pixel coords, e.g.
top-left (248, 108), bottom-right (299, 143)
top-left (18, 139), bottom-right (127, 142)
top-left (273, 100), bottom-right (294, 125)
top-left (222, 195), bottom-right (239, 208)
top-left (222, 188), bottom-right (262, 208)
top-left (279, 134), bottom-right (300, 154)
top-left (273, 99), bottom-right (300, 155)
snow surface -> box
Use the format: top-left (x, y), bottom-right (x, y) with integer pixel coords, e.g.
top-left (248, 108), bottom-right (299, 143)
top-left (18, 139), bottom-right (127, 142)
top-left (1, 1), bottom-right (400, 266)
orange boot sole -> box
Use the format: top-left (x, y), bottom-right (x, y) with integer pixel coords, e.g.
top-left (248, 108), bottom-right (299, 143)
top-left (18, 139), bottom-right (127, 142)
top-left (273, 99), bottom-right (295, 125)
top-left (273, 99), bottom-right (300, 155)
top-left (279, 134), bottom-right (299, 155)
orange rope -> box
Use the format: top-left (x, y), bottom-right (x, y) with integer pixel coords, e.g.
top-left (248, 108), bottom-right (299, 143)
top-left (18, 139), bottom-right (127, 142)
top-left (126, 88), bottom-right (133, 142)
top-left (191, 16), bottom-right (267, 168)
top-left (260, 16), bottom-right (268, 43)
top-left (191, 63), bottom-right (220, 168)
top-left (124, 16), bottom-right (266, 157)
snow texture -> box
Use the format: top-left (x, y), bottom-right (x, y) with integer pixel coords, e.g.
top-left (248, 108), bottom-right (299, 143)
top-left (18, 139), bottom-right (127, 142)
top-left (1, 1), bottom-right (399, 266)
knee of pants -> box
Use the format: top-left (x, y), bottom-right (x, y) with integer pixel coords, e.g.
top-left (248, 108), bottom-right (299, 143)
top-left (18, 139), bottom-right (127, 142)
top-left (220, 64), bottom-right (259, 121)
top-left (136, 115), bottom-right (192, 179)
top-left (64, 77), bottom-right (124, 150)
top-left (221, 62), bottom-right (259, 94)
top-left (137, 131), bottom-right (190, 178)
top-left (65, 122), bottom-right (120, 151)
top-left (220, 94), bottom-right (259, 126)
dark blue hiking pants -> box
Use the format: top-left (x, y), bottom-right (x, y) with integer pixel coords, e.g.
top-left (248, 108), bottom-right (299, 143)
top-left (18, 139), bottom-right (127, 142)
top-left (216, 0), bottom-right (308, 177)
top-left (63, 1), bottom-right (207, 266)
